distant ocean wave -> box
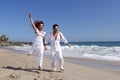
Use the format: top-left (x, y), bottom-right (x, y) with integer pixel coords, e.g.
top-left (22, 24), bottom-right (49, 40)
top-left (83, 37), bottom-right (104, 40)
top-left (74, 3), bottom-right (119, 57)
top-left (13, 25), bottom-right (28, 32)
top-left (6, 41), bottom-right (120, 61)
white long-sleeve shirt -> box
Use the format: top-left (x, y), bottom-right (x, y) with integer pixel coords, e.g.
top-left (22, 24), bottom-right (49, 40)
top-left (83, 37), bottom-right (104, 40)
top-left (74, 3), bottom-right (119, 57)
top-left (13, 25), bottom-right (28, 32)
top-left (46, 32), bottom-right (68, 50)
top-left (33, 29), bottom-right (46, 47)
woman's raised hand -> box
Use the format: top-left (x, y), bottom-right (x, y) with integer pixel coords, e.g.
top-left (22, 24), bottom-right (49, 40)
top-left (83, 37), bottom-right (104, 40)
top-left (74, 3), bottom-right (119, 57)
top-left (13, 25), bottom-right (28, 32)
top-left (29, 12), bottom-right (32, 19)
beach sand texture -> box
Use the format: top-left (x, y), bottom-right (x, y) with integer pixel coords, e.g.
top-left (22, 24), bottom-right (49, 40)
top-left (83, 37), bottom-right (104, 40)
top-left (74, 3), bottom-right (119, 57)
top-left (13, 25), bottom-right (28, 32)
top-left (0, 48), bottom-right (120, 80)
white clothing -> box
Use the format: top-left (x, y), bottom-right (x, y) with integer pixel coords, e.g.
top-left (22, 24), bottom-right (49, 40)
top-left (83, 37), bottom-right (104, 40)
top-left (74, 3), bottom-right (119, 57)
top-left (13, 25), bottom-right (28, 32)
top-left (29, 29), bottom-right (46, 67)
top-left (46, 32), bottom-right (68, 70)
top-left (33, 29), bottom-right (45, 47)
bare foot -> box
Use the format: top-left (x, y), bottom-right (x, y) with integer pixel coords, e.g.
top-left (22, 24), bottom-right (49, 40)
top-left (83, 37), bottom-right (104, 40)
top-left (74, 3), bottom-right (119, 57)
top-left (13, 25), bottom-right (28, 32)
top-left (60, 68), bottom-right (64, 71)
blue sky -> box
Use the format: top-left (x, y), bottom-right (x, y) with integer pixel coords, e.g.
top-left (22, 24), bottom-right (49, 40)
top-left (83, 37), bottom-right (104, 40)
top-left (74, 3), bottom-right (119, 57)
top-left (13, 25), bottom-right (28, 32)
top-left (0, 0), bottom-right (120, 42)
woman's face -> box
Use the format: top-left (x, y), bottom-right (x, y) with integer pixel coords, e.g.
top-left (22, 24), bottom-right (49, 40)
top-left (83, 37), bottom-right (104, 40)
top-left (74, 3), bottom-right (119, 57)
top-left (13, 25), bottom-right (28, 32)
top-left (38, 24), bottom-right (44, 31)
top-left (53, 26), bottom-right (58, 32)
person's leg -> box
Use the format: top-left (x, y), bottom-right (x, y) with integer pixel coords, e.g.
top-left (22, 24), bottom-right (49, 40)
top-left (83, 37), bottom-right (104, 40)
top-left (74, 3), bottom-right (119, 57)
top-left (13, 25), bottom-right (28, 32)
top-left (38, 47), bottom-right (44, 70)
top-left (51, 50), bottom-right (56, 71)
top-left (29, 44), bottom-right (35, 55)
top-left (57, 49), bottom-right (64, 71)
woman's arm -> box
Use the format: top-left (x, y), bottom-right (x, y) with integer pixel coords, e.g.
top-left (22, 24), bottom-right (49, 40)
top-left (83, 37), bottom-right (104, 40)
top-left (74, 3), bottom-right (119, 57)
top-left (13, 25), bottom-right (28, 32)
top-left (29, 13), bottom-right (37, 33)
top-left (45, 33), bottom-right (51, 44)
top-left (43, 33), bottom-right (51, 50)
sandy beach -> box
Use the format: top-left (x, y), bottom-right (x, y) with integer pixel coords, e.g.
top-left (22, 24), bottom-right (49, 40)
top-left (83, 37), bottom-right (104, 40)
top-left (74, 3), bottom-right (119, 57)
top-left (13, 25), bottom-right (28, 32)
top-left (0, 48), bottom-right (120, 80)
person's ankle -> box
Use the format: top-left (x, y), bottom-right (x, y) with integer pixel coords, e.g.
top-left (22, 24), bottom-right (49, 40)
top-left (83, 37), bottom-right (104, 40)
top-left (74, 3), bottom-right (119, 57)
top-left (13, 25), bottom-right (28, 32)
top-left (52, 68), bottom-right (56, 72)
top-left (38, 66), bottom-right (42, 70)
top-left (60, 68), bottom-right (64, 71)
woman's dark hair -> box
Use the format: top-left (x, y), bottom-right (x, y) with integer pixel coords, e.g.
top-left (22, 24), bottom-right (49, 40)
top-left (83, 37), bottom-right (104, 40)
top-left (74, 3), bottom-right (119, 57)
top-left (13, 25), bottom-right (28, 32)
top-left (34, 20), bottom-right (44, 28)
top-left (53, 24), bottom-right (59, 29)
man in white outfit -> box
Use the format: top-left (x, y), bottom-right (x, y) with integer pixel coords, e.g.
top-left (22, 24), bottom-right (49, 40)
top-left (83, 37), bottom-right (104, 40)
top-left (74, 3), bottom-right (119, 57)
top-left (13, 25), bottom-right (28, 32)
top-left (45, 24), bottom-right (71, 71)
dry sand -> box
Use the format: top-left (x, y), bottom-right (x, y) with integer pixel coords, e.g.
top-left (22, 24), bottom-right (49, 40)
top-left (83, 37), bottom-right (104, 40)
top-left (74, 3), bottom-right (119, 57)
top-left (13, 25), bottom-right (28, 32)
top-left (0, 48), bottom-right (120, 80)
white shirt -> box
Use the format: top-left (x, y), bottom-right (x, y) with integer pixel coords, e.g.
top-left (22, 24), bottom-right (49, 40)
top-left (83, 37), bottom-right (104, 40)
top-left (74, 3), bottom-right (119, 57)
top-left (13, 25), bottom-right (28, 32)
top-left (33, 29), bottom-right (46, 47)
top-left (46, 32), bottom-right (68, 50)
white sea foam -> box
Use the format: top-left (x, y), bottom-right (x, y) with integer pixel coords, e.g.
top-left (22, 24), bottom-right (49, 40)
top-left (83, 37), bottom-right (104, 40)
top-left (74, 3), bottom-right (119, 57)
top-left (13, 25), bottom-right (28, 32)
top-left (7, 44), bottom-right (120, 61)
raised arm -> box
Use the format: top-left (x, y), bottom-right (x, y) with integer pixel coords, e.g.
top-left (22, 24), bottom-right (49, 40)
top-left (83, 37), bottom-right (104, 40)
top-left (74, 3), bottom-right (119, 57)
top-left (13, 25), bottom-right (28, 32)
top-left (29, 13), bottom-right (37, 33)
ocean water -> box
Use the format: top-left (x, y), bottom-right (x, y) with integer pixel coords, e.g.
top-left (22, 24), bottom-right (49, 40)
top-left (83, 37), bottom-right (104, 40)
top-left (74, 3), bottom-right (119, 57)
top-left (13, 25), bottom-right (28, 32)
top-left (6, 41), bottom-right (120, 61)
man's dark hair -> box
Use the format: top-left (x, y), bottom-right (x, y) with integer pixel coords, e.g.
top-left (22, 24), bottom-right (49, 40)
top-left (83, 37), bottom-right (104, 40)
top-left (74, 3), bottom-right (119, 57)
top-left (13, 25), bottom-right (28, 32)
top-left (53, 24), bottom-right (59, 29)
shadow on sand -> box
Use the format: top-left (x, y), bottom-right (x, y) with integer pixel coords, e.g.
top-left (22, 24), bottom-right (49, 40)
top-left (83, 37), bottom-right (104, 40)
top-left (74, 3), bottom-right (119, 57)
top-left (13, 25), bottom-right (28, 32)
top-left (2, 66), bottom-right (62, 73)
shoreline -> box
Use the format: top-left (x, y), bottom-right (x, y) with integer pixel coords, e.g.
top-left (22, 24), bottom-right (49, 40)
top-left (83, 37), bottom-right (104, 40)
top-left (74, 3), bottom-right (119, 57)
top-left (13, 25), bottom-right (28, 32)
top-left (3, 46), bottom-right (120, 72)
top-left (0, 47), bottom-right (120, 80)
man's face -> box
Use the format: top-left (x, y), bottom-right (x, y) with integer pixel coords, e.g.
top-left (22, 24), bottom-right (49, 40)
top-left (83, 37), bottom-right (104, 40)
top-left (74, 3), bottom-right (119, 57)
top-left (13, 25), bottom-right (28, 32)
top-left (53, 26), bottom-right (58, 32)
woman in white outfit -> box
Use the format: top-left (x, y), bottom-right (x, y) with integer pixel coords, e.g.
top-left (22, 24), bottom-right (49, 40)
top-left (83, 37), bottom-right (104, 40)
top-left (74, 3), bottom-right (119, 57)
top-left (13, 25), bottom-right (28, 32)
top-left (28, 13), bottom-right (46, 70)
top-left (46, 24), bottom-right (71, 71)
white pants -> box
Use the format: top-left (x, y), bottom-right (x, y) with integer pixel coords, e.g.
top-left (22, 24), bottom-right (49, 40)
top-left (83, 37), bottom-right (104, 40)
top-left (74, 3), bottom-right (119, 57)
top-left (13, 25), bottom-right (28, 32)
top-left (51, 48), bottom-right (64, 71)
top-left (37, 47), bottom-right (44, 68)
top-left (30, 45), bottom-right (44, 68)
